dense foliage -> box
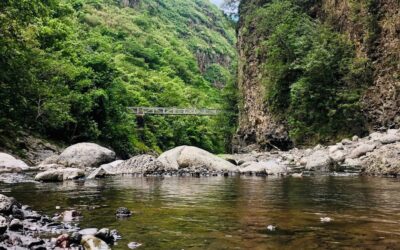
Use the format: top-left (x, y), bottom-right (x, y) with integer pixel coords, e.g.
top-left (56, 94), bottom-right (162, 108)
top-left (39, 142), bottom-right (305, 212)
top-left (242, 0), bottom-right (372, 145)
top-left (0, 0), bottom-right (237, 157)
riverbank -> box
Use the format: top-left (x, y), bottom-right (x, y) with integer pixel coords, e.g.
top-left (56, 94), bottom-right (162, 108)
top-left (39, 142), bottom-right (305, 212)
top-left (0, 129), bottom-right (399, 185)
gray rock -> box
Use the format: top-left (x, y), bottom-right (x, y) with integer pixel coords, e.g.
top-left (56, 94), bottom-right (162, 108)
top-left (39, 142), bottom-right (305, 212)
top-left (330, 150), bottom-right (346, 163)
top-left (56, 143), bottom-right (116, 169)
top-left (361, 142), bottom-right (400, 175)
top-left (116, 207), bottom-right (131, 217)
top-left (0, 153), bottom-right (29, 173)
top-left (9, 219), bottom-right (23, 231)
top-left (352, 135), bottom-right (359, 141)
top-left (87, 155), bottom-right (166, 178)
top-left (348, 143), bottom-right (376, 159)
top-left (305, 150), bottom-right (335, 171)
top-left (79, 228), bottom-right (98, 235)
top-left (341, 139), bottom-right (353, 145)
top-left (0, 216), bottom-right (8, 234)
top-left (378, 134), bottom-right (400, 144)
top-left (34, 168), bottom-right (84, 182)
top-left (343, 158), bottom-right (362, 168)
top-left (87, 160), bottom-right (124, 179)
top-left (158, 146), bottom-right (238, 172)
top-left (240, 160), bottom-right (287, 175)
top-left (0, 194), bottom-right (19, 214)
top-left (109, 155), bottom-right (163, 175)
top-left (328, 145), bottom-right (343, 154)
top-left (81, 235), bottom-right (110, 250)
top-left (95, 228), bottom-right (114, 244)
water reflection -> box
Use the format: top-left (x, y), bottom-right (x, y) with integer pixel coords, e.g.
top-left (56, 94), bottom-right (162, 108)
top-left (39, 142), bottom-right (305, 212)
top-left (0, 176), bottom-right (400, 249)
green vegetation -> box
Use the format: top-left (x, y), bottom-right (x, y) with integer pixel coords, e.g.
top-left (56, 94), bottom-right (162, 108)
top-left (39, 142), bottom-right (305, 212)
top-left (242, 0), bottom-right (372, 145)
top-left (0, 0), bottom-right (237, 157)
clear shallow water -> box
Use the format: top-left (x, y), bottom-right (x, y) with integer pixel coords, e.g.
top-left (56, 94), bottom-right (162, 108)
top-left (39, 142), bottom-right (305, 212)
top-left (1, 176), bottom-right (400, 249)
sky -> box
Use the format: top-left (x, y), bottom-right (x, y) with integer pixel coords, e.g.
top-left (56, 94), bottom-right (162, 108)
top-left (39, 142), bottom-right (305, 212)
top-left (210, 0), bottom-right (224, 7)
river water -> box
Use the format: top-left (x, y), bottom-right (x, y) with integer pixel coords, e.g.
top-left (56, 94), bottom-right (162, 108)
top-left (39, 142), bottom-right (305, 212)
top-left (1, 176), bottom-right (400, 249)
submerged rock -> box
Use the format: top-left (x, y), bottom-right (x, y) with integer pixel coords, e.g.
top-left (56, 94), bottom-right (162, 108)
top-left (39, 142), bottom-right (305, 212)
top-left (0, 153), bottom-right (29, 173)
top-left (158, 146), bottom-right (238, 172)
top-left (34, 168), bottom-right (84, 182)
top-left (115, 207), bottom-right (132, 218)
top-left (81, 235), bottom-right (110, 250)
top-left (128, 242), bottom-right (143, 249)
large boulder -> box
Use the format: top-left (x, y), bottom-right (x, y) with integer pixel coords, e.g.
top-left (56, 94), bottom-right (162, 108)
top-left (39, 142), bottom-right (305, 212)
top-left (361, 142), bottom-right (400, 175)
top-left (305, 150), bottom-right (335, 171)
top-left (35, 168), bottom-right (84, 182)
top-left (158, 146), bottom-right (238, 172)
top-left (55, 143), bottom-right (116, 169)
top-left (0, 153), bottom-right (29, 173)
top-left (240, 160), bottom-right (287, 175)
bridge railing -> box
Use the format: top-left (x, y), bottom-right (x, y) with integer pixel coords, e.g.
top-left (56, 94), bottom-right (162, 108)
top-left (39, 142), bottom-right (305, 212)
top-left (128, 107), bottom-right (221, 116)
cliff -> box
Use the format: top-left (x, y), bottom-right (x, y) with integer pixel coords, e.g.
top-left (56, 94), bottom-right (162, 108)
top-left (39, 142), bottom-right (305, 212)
top-left (235, 0), bottom-right (399, 152)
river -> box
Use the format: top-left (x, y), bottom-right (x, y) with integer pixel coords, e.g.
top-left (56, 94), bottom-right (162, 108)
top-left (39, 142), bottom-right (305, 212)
top-left (1, 176), bottom-right (400, 249)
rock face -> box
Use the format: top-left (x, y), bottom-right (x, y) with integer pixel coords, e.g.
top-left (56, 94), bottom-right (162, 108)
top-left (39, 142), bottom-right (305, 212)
top-left (235, 0), bottom-right (400, 151)
top-left (35, 168), bottom-right (84, 182)
top-left (158, 146), bottom-right (238, 172)
top-left (0, 153), bottom-right (29, 173)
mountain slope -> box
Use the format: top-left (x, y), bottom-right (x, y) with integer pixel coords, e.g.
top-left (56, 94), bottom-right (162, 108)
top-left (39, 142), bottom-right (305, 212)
top-left (0, 0), bottom-right (237, 157)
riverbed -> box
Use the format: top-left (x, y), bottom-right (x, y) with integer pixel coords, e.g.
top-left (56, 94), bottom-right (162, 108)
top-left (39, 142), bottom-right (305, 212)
top-left (1, 176), bottom-right (400, 249)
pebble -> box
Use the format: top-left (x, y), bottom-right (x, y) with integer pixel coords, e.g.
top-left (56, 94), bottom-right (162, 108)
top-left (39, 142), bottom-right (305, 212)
top-left (320, 217), bottom-right (333, 223)
top-left (266, 225), bottom-right (276, 231)
top-left (128, 242), bottom-right (143, 249)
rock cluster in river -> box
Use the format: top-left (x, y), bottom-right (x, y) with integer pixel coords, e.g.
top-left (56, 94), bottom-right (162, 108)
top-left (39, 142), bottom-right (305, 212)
top-left (0, 194), bottom-right (119, 249)
top-left (223, 129), bottom-right (400, 176)
top-left (0, 129), bottom-right (399, 182)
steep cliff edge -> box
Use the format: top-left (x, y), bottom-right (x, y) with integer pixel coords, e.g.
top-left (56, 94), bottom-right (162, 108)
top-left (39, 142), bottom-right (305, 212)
top-left (235, 0), bottom-right (399, 152)
top-left (317, 0), bottom-right (400, 129)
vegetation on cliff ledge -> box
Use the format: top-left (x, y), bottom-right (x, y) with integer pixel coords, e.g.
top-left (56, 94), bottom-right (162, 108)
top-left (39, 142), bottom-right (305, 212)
top-left (240, 0), bottom-right (373, 145)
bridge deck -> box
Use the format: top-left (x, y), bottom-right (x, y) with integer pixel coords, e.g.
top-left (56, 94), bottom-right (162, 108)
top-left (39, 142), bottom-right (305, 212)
top-left (129, 107), bottom-right (221, 116)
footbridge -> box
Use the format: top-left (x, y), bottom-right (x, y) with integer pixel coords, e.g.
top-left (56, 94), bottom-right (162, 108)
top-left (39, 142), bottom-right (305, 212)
top-left (129, 107), bottom-right (221, 116)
